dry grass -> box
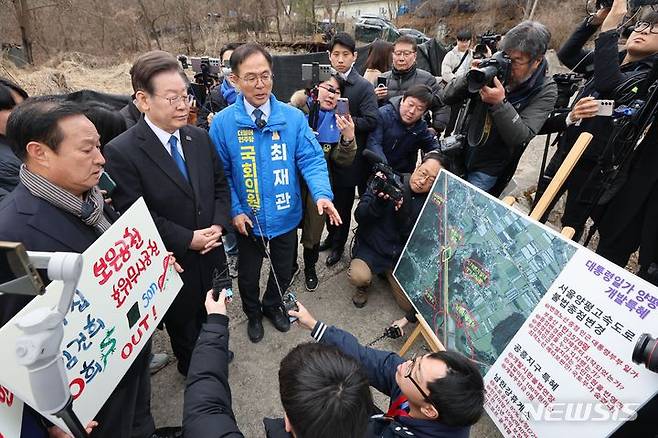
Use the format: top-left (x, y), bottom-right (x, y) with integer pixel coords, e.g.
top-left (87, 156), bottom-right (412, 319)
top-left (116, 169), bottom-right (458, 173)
top-left (1, 55), bottom-right (133, 96)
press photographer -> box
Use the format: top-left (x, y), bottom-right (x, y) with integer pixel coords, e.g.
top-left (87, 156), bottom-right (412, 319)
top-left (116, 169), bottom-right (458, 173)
top-left (348, 151), bottom-right (444, 308)
top-left (442, 20), bottom-right (557, 194)
top-left (366, 84), bottom-right (439, 174)
top-left (196, 43), bottom-right (241, 131)
top-left (537, 0), bottom-right (658, 240)
top-left (183, 290), bottom-right (373, 438)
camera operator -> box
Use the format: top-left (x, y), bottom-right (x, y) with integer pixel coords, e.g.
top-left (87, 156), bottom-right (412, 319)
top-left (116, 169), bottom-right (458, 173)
top-left (196, 43), bottom-right (241, 131)
top-left (183, 290), bottom-right (373, 438)
top-left (538, 1), bottom-right (658, 240)
top-left (375, 35), bottom-right (450, 133)
top-left (348, 151), bottom-right (444, 308)
top-left (442, 21), bottom-right (557, 194)
top-left (289, 74), bottom-right (357, 291)
top-left (366, 85), bottom-right (439, 174)
top-left (287, 301), bottom-right (485, 438)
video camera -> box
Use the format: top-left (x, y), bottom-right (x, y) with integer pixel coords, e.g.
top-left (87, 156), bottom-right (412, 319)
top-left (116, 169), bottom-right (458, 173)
top-left (178, 55), bottom-right (232, 107)
top-left (466, 51), bottom-right (511, 93)
top-left (554, 73), bottom-right (584, 110)
top-left (473, 32), bottom-right (502, 60)
top-left (363, 149), bottom-right (404, 204)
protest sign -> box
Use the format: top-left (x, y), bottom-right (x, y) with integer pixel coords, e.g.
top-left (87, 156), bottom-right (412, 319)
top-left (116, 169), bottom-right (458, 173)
top-left (0, 386), bottom-right (22, 438)
top-left (0, 197), bottom-right (182, 432)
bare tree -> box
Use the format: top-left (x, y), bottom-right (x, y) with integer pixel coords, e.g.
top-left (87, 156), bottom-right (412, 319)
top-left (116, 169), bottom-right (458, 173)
top-left (9, 0), bottom-right (35, 64)
top-left (137, 0), bottom-right (167, 50)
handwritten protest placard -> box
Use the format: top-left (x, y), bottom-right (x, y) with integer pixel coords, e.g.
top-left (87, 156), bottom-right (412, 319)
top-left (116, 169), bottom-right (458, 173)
top-left (0, 386), bottom-right (22, 438)
top-left (484, 249), bottom-right (658, 437)
top-left (0, 197), bottom-right (182, 432)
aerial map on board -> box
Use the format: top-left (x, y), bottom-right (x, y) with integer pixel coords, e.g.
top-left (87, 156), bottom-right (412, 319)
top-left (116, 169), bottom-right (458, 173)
top-left (393, 170), bottom-right (578, 370)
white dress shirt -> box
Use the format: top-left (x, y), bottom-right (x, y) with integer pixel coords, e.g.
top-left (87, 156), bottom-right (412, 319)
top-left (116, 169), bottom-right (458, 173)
top-left (144, 115), bottom-right (185, 159)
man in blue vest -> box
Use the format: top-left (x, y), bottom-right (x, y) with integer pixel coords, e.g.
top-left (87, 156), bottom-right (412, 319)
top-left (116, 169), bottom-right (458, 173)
top-left (210, 43), bottom-right (341, 343)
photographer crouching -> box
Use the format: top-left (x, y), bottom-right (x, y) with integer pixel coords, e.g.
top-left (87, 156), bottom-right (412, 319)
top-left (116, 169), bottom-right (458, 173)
top-left (442, 21), bottom-right (557, 194)
top-left (348, 151), bottom-right (445, 308)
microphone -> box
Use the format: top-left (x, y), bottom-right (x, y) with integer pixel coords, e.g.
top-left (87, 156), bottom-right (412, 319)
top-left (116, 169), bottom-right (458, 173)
top-left (256, 119), bottom-right (266, 129)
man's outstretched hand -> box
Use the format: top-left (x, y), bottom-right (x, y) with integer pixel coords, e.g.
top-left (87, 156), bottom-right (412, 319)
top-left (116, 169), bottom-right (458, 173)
top-left (288, 301), bottom-right (317, 331)
top-left (317, 198), bottom-right (342, 226)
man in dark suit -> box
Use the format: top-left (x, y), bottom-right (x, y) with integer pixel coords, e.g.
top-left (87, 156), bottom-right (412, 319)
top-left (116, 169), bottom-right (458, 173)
top-left (319, 32), bottom-right (379, 267)
top-left (0, 97), bottom-right (156, 437)
top-left (104, 50), bottom-right (231, 377)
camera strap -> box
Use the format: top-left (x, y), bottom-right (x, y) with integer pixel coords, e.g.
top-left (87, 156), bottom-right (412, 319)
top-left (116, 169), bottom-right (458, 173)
top-left (452, 49), bottom-right (470, 74)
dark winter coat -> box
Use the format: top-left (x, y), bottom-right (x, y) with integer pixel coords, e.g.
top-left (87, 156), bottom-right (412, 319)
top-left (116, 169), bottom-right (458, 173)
top-left (182, 314), bottom-right (244, 437)
top-left (366, 96), bottom-right (439, 174)
top-left (0, 134), bottom-right (20, 202)
top-left (353, 175), bottom-right (427, 274)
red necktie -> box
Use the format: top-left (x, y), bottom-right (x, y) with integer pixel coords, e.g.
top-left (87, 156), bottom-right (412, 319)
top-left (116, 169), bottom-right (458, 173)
top-left (385, 395), bottom-right (410, 419)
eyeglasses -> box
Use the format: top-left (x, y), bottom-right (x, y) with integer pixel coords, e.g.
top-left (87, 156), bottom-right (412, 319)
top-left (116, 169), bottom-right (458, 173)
top-left (508, 57), bottom-right (532, 67)
top-left (417, 169), bottom-right (436, 183)
top-left (319, 85), bottom-right (339, 95)
top-left (634, 21), bottom-right (658, 34)
top-left (404, 355), bottom-right (431, 401)
top-left (393, 50), bottom-right (415, 57)
top-left (154, 94), bottom-right (193, 106)
top-left (236, 72), bottom-right (274, 86)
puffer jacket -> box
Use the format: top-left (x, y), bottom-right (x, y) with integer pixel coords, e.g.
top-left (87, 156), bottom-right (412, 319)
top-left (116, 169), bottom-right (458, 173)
top-left (366, 96), bottom-right (439, 174)
top-left (210, 94), bottom-right (333, 239)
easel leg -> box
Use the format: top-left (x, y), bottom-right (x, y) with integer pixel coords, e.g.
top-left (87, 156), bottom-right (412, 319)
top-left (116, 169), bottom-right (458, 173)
top-left (399, 325), bottom-right (422, 356)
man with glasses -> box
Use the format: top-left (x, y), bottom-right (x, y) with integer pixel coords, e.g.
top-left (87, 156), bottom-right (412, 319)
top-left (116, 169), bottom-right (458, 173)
top-left (209, 43), bottom-right (340, 343)
top-left (348, 150), bottom-right (444, 308)
top-left (443, 21), bottom-right (557, 195)
top-left (375, 35), bottom-right (449, 133)
top-left (287, 300), bottom-right (485, 437)
top-left (105, 50), bottom-right (231, 377)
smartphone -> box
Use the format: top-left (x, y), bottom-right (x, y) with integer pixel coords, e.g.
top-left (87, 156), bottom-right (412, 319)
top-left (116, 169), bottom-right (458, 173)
top-left (0, 241), bottom-right (45, 296)
top-left (336, 97), bottom-right (349, 115)
top-left (98, 171), bottom-right (117, 196)
top-left (377, 76), bottom-right (387, 88)
top-left (595, 99), bottom-right (614, 117)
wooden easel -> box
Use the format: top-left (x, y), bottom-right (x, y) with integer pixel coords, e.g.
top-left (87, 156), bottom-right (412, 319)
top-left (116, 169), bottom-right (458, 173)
top-left (397, 133), bottom-right (593, 356)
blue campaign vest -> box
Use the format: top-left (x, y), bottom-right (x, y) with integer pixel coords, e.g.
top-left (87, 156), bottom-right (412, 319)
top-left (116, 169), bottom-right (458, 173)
top-left (210, 94), bottom-right (332, 239)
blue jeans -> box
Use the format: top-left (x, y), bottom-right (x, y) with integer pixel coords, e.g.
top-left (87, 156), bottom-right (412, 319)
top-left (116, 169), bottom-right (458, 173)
top-left (467, 171), bottom-right (498, 192)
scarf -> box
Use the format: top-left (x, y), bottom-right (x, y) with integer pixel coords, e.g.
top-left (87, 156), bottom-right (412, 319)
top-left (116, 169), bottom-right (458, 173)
top-left (306, 97), bottom-right (341, 144)
top-left (20, 165), bottom-right (111, 234)
top-left (221, 79), bottom-right (237, 105)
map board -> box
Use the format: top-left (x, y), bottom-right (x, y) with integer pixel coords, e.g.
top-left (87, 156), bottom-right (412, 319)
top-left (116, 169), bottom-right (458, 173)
top-left (393, 170), bottom-right (658, 437)
top-left (394, 170), bottom-right (577, 368)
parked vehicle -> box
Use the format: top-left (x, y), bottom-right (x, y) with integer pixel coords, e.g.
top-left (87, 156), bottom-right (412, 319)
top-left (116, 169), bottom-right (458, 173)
top-left (398, 28), bottom-right (431, 44)
top-left (354, 15), bottom-right (400, 43)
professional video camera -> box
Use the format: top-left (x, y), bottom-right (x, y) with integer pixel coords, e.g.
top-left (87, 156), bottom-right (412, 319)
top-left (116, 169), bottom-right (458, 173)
top-left (363, 149), bottom-right (404, 204)
top-left (178, 55), bottom-right (230, 107)
top-left (466, 51), bottom-right (511, 93)
top-left (473, 32), bottom-right (502, 60)
top-left (554, 73), bottom-right (585, 110)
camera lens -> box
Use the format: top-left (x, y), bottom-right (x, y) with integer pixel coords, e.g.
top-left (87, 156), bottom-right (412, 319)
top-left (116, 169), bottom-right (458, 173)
top-left (632, 333), bottom-right (658, 373)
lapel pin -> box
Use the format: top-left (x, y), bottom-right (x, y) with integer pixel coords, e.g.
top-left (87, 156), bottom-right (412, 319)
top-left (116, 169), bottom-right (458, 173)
top-left (185, 135), bottom-right (192, 141)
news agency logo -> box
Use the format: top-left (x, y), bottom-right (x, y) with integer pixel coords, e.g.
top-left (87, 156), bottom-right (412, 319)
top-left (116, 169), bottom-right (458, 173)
top-left (524, 402), bottom-right (640, 422)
